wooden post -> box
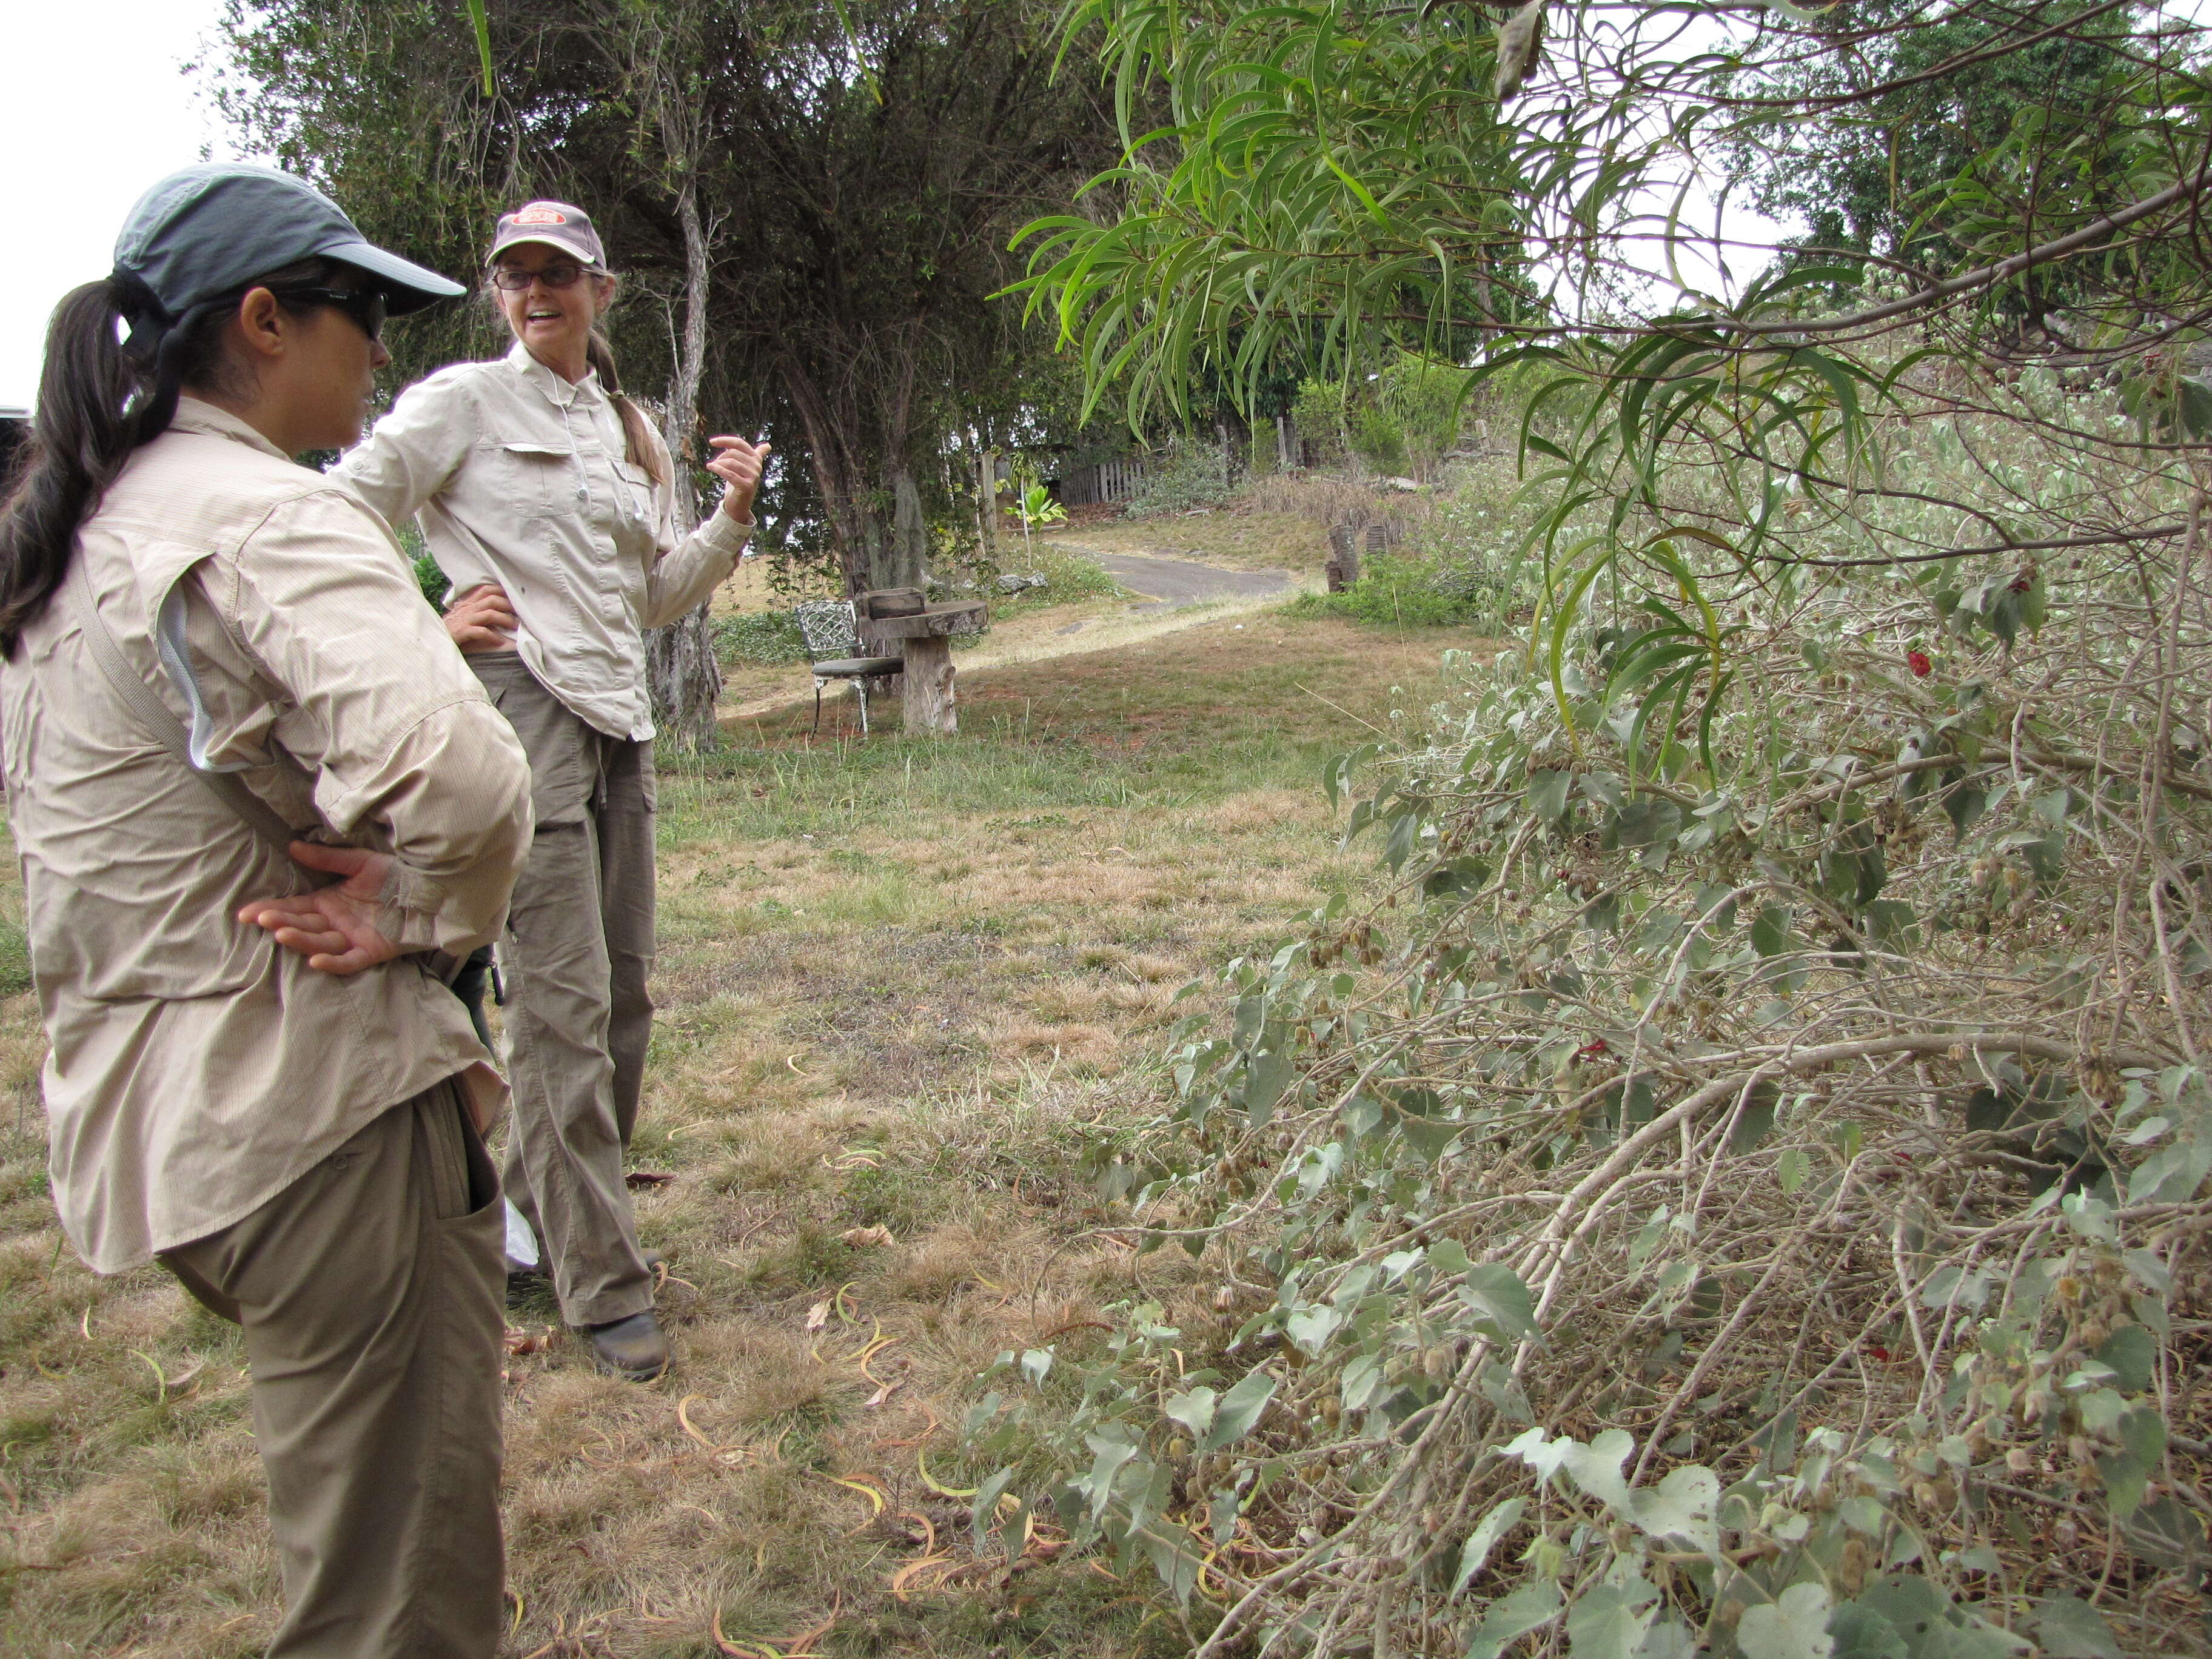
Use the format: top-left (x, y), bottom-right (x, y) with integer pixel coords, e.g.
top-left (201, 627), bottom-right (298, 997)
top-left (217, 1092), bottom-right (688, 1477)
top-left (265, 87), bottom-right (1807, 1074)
top-left (901, 635), bottom-right (957, 734)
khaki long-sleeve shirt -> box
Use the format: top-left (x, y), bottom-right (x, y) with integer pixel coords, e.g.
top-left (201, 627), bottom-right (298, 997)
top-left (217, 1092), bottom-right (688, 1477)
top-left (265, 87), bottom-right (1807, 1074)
top-left (0, 399), bottom-right (535, 1273)
top-left (332, 343), bottom-right (752, 740)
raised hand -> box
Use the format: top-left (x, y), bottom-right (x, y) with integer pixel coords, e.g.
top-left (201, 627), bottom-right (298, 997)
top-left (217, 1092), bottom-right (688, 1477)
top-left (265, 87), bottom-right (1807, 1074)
top-left (706, 435), bottom-right (770, 524)
top-left (444, 583), bottom-right (518, 653)
top-left (236, 842), bottom-right (407, 976)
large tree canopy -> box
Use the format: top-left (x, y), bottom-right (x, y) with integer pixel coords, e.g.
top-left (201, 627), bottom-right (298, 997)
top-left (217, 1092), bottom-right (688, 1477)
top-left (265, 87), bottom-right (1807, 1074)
top-left (218, 0), bottom-right (1120, 594)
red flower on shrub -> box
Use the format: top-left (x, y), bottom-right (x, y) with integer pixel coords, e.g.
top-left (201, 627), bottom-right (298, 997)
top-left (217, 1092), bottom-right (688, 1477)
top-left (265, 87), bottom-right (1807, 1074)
top-left (1906, 649), bottom-right (1933, 679)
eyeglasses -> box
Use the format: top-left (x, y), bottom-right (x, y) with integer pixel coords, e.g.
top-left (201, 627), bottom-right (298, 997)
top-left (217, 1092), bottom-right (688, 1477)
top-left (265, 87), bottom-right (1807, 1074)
top-left (488, 261), bottom-right (589, 292)
top-left (276, 286), bottom-right (388, 343)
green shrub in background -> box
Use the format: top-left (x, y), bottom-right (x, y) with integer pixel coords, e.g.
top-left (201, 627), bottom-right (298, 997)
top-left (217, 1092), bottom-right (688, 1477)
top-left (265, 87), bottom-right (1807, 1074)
top-left (1347, 401), bottom-right (1408, 477)
top-left (1125, 439), bottom-right (1233, 515)
top-left (393, 521), bottom-right (451, 609)
top-left (414, 551), bottom-right (450, 609)
top-left (1288, 552), bottom-right (1501, 626)
top-left (1296, 353), bottom-right (1468, 481)
top-left (712, 609), bottom-right (810, 668)
top-left (1379, 352), bottom-right (1464, 480)
top-left (1002, 542), bottom-right (1122, 605)
top-left (1290, 375), bottom-right (1349, 466)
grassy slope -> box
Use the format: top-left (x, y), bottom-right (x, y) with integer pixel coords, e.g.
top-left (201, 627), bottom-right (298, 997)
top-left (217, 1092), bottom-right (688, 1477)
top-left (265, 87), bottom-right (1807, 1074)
top-left (0, 611), bottom-right (1489, 1659)
top-left (1039, 508), bottom-right (1329, 574)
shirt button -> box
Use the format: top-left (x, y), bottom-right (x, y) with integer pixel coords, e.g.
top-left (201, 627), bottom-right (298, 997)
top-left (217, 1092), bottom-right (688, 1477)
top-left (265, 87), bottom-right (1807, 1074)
top-left (575, 486), bottom-right (588, 501)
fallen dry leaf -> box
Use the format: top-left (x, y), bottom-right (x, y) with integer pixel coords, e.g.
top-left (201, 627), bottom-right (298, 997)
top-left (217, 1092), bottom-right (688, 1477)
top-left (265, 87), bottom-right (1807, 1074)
top-left (803, 1297), bottom-right (831, 1332)
top-left (776, 1592), bottom-right (841, 1656)
top-left (839, 1224), bottom-right (896, 1248)
top-left (888, 1553), bottom-right (956, 1601)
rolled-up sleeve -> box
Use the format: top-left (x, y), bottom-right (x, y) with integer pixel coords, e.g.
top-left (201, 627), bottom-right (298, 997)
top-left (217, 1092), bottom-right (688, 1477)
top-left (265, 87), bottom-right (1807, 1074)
top-left (218, 491), bottom-right (534, 955)
top-left (355, 701), bottom-right (534, 953)
top-left (641, 454), bottom-right (752, 628)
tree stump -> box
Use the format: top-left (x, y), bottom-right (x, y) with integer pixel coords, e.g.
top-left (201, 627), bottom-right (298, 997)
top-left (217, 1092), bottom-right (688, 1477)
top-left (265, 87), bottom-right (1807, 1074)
top-left (1326, 523), bottom-right (1361, 592)
top-left (901, 635), bottom-right (956, 732)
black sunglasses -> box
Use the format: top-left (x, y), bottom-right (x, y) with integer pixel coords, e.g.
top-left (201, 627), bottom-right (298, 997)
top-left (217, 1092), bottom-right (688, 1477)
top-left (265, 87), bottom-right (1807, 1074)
top-left (273, 286), bottom-right (388, 343)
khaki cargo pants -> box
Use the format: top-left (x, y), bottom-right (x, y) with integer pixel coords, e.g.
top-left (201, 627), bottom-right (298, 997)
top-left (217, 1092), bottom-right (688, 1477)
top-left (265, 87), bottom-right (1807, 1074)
top-left (471, 652), bottom-right (657, 1328)
top-left (162, 1078), bottom-right (505, 1659)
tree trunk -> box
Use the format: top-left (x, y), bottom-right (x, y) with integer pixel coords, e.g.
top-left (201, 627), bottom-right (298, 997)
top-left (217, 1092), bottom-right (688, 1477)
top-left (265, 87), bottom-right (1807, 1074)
top-left (776, 334), bottom-right (924, 598)
top-left (884, 466), bottom-right (927, 590)
top-left (643, 170), bottom-right (721, 750)
top-left (976, 447), bottom-right (997, 562)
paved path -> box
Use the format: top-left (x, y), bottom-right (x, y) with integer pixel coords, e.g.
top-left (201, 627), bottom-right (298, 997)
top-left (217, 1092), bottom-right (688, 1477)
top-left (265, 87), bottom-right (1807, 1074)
top-left (1091, 551), bottom-right (1293, 611)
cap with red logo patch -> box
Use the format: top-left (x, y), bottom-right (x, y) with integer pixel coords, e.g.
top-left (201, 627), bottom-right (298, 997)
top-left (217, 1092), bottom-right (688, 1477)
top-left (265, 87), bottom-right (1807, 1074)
top-left (489, 200), bottom-right (606, 270)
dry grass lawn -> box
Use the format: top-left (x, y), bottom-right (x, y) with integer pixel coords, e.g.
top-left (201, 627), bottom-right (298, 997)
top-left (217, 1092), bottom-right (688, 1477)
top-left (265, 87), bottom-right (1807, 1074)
top-left (1041, 509), bottom-right (1327, 574)
top-left (0, 612), bottom-right (1490, 1658)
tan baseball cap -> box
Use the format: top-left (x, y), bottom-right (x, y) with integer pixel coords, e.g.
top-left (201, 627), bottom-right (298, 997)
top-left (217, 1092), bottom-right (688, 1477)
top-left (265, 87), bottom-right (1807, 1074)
top-left (488, 201), bottom-right (606, 270)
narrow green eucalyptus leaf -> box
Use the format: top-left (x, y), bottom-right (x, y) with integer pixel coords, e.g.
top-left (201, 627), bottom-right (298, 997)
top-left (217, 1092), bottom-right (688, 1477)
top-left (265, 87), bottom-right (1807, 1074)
top-left (464, 0), bottom-right (494, 95)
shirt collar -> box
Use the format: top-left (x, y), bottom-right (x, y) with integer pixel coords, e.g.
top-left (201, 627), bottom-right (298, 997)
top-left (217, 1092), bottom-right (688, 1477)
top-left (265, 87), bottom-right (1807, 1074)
top-left (167, 397), bottom-right (293, 463)
top-left (504, 340), bottom-right (603, 408)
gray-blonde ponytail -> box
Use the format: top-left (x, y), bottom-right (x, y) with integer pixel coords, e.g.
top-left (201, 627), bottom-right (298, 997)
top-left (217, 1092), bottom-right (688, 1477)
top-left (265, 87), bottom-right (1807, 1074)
top-left (583, 330), bottom-right (670, 488)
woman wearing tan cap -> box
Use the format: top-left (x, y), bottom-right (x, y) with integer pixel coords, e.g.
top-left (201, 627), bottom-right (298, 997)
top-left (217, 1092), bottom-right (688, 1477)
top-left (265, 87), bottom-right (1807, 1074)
top-left (335, 201), bottom-right (767, 1381)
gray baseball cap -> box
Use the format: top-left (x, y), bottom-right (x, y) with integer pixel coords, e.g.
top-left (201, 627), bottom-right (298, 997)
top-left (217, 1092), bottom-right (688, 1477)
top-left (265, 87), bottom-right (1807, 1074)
top-left (488, 201), bottom-right (607, 270)
top-left (113, 163), bottom-right (466, 329)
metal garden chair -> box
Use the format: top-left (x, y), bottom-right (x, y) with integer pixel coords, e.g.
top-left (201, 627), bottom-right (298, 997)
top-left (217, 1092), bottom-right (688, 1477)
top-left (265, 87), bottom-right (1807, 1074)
top-left (794, 598), bottom-right (904, 735)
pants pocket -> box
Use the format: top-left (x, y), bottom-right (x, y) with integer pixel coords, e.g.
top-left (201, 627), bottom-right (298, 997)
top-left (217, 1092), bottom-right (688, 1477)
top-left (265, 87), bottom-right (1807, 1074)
top-left (472, 654), bottom-right (592, 826)
top-left (424, 1079), bottom-right (503, 1223)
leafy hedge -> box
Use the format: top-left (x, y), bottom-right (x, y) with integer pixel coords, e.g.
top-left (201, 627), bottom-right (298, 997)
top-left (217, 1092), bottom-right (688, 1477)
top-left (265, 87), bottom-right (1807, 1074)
top-left (960, 540), bottom-right (2210, 1657)
top-left (712, 609), bottom-right (811, 668)
top-left (1126, 441), bottom-right (1236, 517)
top-left (1289, 552), bottom-right (1506, 628)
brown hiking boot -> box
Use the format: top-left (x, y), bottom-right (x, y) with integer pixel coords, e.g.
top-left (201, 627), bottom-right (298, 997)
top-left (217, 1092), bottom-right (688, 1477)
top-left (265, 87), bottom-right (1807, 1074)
top-left (582, 1310), bottom-right (668, 1382)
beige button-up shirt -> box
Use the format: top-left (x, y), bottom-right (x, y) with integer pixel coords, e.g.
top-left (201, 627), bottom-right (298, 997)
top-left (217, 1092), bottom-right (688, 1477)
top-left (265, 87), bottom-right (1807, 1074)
top-left (1, 400), bottom-right (535, 1273)
top-left (332, 343), bottom-right (752, 740)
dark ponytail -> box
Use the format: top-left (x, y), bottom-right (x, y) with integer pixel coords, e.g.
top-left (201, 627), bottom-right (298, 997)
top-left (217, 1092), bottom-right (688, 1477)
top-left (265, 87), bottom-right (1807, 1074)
top-left (0, 281), bottom-right (163, 657)
top-left (0, 258), bottom-right (337, 657)
top-left (583, 330), bottom-right (670, 487)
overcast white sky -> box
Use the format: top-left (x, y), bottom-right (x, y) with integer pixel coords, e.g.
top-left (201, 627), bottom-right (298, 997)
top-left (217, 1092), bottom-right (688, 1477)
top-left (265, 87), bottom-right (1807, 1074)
top-left (0, 0), bottom-right (245, 410)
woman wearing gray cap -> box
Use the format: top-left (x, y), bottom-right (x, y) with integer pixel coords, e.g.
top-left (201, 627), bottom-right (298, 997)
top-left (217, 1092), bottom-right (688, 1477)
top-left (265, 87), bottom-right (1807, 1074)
top-left (335, 203), bottom-right (766, 1382)
top-left (0, 164), bottom-right (532, 1658)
